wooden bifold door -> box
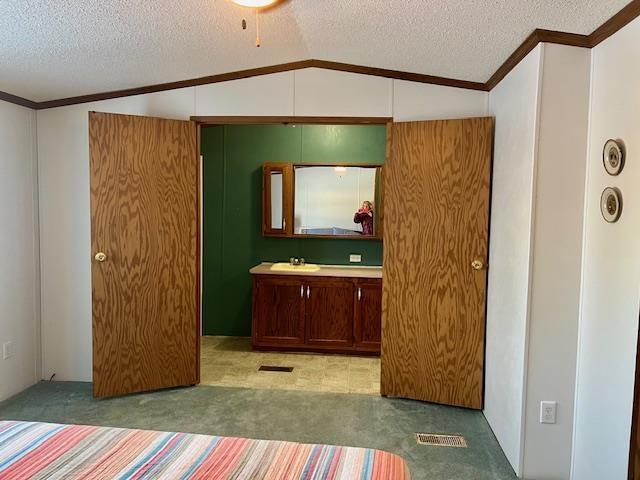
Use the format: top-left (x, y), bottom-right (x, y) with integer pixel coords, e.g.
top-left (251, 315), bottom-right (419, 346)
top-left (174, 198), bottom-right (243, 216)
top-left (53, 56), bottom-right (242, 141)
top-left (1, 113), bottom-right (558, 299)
top-left (381, 117), bottom-right (493, 410)
top-left (89, 112), bottom-right (199, 398)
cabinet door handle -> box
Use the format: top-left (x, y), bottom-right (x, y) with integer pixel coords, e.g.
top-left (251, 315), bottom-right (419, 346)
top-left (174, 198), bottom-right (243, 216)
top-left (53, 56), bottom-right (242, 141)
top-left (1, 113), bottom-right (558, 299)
top-left (306, 286), bottom-right (310, 299)
top-left (357, 287), bottom-right (362, 301)
top-left (300, 285), bottom-right (304, 298)
top-left (283, 218), bottom-right (286, 230)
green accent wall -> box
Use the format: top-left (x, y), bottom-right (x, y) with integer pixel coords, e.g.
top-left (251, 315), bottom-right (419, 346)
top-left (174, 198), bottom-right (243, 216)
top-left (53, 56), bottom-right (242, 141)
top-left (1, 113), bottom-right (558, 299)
top-left (202, 124), bottom-right (386, 336)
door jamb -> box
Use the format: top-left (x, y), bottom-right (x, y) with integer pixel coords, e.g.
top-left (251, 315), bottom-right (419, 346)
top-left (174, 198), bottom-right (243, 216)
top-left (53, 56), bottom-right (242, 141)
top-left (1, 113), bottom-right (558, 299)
top-left (628, 315), bottom-right (640, 479)
top-left (191, 116), bottom-right (392, 126)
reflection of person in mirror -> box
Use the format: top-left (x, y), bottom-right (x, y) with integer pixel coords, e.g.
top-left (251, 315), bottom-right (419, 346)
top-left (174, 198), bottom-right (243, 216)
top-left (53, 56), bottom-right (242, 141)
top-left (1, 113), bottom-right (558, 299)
top-left (353, 201), bottom-right (374, 235)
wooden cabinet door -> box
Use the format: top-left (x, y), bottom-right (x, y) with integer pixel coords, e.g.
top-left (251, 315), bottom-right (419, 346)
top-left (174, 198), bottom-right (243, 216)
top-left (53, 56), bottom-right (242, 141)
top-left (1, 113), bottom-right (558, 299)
top-left (354, 280), bottom-right (382, 352)
top-left (382, 117), bottom-right (492, 410)
top-left (253, 276), bottom-right (304, 345)
top-left (262, 163), bottom-right (292, 236)
top-left (89, 112), bottom-right (198, 398)
top-left (305, 279), bottom-right (354, 348)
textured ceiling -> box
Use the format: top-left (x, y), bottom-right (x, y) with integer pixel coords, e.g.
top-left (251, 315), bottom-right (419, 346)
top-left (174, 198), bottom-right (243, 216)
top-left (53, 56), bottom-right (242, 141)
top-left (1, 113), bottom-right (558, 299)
top-left (0, 0), bottom-right (630, 101)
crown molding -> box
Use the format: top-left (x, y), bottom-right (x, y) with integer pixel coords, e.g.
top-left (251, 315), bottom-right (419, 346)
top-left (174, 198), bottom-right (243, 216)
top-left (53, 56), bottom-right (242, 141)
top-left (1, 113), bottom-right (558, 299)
top-left (25, 59), bottom-right (488, 111)
top-left (34, 60), bottom-right (317, 110)
top-left (0, 90), bottom-right (39, 109)
top-left (190, 115), bottom-right (392, 125)
top-left (589, 0), bottom-right (640, 47)
top-left (1, 0), bottom-right (639, 110)
top-left (485, 29), bottom-right (591, 90)
top-left (308, 60), bottom-right (487, 91)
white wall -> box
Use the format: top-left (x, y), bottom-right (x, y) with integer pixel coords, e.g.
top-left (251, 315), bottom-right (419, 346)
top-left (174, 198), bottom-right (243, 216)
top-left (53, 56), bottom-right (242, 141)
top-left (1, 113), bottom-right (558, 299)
top-left (522, 43), bottom-right (590, 480)
top-left (294, 69), bottom-right (393, 117)
top-left (37, 68), bottom-right (488, 382)
top-left (393, 79), bottom-right (487, 121)
top-left (485, 45), bottom-right (542, 475)
top-left (572, 17), bottom-right (640, 480)
top-left (486, 43), bottom-right (592, 480)
top-left (195, 72), bottom-right (294, 116)
top-left (0, 100), bottom-right (40, 401)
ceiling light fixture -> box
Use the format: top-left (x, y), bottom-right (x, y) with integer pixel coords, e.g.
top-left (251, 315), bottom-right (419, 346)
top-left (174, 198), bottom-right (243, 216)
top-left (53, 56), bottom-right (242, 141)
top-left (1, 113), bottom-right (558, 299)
top-left (229, 0), bottom-right (282, 47)
top-left (231, 0), bottom-right (278, 6)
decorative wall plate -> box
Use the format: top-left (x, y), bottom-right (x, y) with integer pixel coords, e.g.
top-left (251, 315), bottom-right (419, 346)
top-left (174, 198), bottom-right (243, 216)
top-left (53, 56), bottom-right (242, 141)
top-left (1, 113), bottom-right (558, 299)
top-left (600, 187), bottom-right (622, 223)
top-left (603, 139), bottom-right (625, 176)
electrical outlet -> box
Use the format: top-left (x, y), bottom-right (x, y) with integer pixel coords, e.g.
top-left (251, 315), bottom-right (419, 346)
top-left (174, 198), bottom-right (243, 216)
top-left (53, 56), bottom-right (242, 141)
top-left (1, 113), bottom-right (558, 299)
top-left (349, 254), bottom-right (362, 263)
top-left (540, 401), bottom-right (557, 424)
top-left (3, 341), bottom-right (14, 360)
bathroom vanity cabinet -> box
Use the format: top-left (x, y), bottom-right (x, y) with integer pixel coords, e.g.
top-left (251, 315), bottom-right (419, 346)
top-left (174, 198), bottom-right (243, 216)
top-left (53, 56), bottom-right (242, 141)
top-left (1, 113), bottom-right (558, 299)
top-left (250, 265), bottom-right (382, 355)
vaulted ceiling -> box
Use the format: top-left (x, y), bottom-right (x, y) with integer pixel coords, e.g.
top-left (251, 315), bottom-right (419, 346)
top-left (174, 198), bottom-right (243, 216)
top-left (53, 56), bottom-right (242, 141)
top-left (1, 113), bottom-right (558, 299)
top-left (0, 0), bottom-right (630, 102)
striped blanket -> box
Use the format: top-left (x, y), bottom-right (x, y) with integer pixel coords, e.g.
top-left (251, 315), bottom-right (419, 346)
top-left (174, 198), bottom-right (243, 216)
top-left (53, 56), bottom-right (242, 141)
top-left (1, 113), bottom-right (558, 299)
top-left (0, 421), bottom-right (409, 479)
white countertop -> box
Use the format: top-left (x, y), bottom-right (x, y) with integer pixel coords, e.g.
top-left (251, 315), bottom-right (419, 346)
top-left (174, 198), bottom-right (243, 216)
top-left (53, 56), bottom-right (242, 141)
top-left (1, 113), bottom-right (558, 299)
top-left (249, 262), bottom-right (382, 279)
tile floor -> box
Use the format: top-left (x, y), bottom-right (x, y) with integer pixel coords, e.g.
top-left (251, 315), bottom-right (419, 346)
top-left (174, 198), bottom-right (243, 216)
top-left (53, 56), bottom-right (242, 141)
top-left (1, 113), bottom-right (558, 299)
top-left (200, 336), bottom-right (380, 395)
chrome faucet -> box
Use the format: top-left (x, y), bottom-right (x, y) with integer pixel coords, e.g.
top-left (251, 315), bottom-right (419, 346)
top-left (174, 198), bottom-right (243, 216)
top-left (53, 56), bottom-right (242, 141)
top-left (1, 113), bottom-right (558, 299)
top-left (289, 257), bottom-right (306, 266)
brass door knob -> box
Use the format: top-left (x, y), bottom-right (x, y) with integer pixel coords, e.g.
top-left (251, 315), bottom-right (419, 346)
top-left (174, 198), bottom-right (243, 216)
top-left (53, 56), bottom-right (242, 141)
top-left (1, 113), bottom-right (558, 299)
top-left (95, 252), bottom-right (107, 262)
top-left (471, 259), bottom-right (485, 270)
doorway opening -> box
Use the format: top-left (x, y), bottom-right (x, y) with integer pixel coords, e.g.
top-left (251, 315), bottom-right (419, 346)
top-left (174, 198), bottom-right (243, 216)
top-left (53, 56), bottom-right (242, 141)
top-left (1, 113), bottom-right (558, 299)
top-left (88, 112), bottom-right (492, 408)
top-left (196, 117), bottom-right (388, 396)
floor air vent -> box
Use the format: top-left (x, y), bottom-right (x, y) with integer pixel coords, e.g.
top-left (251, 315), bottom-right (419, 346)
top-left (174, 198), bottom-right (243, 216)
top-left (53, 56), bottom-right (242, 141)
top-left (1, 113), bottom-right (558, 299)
top-left (258, 365), bottom-right (294, 372)
top-left (415, 433), bottom-right (467, 448)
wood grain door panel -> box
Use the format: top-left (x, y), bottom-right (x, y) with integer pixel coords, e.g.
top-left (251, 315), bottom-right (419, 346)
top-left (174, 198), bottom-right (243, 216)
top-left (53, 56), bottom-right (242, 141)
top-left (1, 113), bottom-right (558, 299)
top-left (354, 280), bottom-right (382, 352)
top-left (262, 163), bottom-right (293, 237)
top-left (90, 111), bottom-right (198, 398)
top-left (253, 276), bottom-right (305, 344)
top-left (628, 318), bottom-right (640, 480)
top-left (305, 279), bottom-right (354, 347)
top-left (381, 117), bottom-right (493, 409)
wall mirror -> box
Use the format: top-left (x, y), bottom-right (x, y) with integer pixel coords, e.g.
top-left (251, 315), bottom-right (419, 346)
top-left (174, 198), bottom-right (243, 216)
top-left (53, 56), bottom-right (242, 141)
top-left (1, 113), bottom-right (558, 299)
top-left (262, 163), bottom-right (292, 236)
top-left (294, 165), bottom-right (381, 238)
top-left (262, 162), bottom-right (382, 239)
top-left (270, 170), bottom-right (283, 229)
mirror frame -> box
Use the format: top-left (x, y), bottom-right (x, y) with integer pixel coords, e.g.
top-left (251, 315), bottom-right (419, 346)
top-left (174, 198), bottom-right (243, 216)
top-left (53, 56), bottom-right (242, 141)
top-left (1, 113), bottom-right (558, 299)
top-left (262, 162), bottom-right (383, 240)
top-left (262, 162), bottom-right (293, 237)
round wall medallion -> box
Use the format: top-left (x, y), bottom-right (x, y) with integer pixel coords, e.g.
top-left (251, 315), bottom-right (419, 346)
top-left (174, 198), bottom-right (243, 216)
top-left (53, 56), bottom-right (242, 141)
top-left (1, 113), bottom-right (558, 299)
top-left (603, 139), bottom-right (625, 176)
top-left (600, 187), bottom-right (622, 223)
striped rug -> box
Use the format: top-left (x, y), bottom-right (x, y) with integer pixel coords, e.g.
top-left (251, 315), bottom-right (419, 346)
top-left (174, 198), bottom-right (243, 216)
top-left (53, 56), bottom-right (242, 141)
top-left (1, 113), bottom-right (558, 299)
top-left (0, 421), bottom-right (409, 479)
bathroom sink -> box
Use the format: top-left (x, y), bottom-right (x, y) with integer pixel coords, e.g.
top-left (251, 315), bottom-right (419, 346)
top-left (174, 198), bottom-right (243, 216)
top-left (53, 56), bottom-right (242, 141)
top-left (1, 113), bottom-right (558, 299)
top-left (270, 262), bottom-right (321, 273)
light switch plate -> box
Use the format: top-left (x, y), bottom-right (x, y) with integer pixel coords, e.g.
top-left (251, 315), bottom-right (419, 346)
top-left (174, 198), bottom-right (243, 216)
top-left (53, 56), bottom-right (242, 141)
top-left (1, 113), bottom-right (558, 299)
top-left (349, 254), bottom-right (362, 263)
top-left (540, 401), bottom-right (557, 424)
top-left (3, 341), bottom-right (14, 360)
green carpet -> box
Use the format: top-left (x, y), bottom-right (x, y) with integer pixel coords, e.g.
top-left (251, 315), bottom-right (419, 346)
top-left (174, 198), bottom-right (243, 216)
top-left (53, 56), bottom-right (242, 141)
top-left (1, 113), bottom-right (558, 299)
top-left (0, 382), bottom-right (516, 480)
